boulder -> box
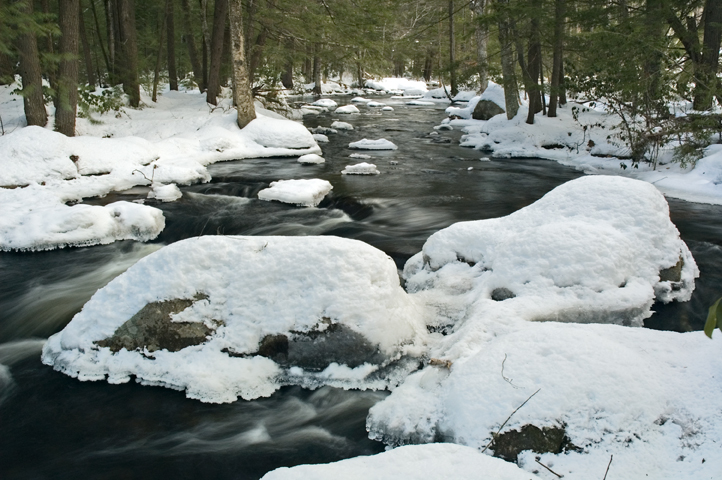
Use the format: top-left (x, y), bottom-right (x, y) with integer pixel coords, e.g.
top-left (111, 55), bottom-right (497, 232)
top-left (472, 100), bottom-right (505, 120)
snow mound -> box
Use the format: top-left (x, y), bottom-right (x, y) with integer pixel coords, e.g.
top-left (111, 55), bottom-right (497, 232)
top-left (406, 100), bottom-right (436, 106)
top-left (367, 101), bottom-right (386, 108)
top-left (261, 443), bottom-right (540, 480)
top-left (350, 153), bottom-right (371, 159)
top-left (0, 195), bottom-right (165, 252)
top-left (312, 134), bottom-right (329, 143)
top-left (297, 154), bottom-right (325, 164)
top-left (447, 82), bottom-right (506, 120)
top-left (312, 98), bottom-right (338, 109)
top-left (242, 116), bottom-right (318, 149)
top-left (148, 183), bottom-right (182, 202)
top-left (349, 139), bottom-right (398, 150)
top-left (334, 105), bottom-right (361, 114)
top-left (41, 236), bottom-right (427, 403)
top-left (331, 121), bottom-right (354, 130)
top-left (258, 179), bottom-right (332, 207)
top-left (382, 106), bottom-right (394, 112)
top-left (342, 163), bottom-right (380, 175)
top-left (365, 78), bottom-right (427, 96)
top-left (351, 97), bottom-right (372, 103)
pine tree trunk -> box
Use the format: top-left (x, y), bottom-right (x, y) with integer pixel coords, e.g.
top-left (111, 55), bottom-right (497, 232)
top-left (79, 1), bottom-right (96, 89)
top-left (497, 0), bottom-right (519, 120)
top-left (167, 0), bottom-right (178, 90)
top-left (229, 0), bottom-right (256, 129)
top-left (206, 0), bottom-right (228, 105)
top-left (448, 0), bottom-right (457, 97)
top-left (548, 0), bottom-right (565, 117)
top-left (694, 0), bottom-right (722, 110)
top-left (181, 0), bottom-right (203, 90)
top-left (89, 0), bottom-right (111, 82)
top-left (56, 0), bottom-right (80, 136)
top-left (104, 0), bottom-right (118, 84)
top-left (200, 0), bottom-right (211, 87)
top-left (41, 0), bottom-right (58, 95)
top-left (472, 0), bottom-right (488, 93)
top-left (249, 21), bottom-right (269, 84)
top-left (312, 44), bottom-right (321, 95)
top-left (16, 0), bottom-right (48, 127)
top-left (152, 8), bottom-right (167, 102)
top-left (117, 0), bottom-right (140, 106)
top-left (525, 0), bottom-right (542, 124)
top-left (280, 37), bottom-right (294, 89)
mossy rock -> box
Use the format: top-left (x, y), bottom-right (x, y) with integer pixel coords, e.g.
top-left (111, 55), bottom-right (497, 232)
top-left (491, 424), bottom-right (578, 462)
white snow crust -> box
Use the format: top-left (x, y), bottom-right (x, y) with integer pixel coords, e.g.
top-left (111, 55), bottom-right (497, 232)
top-left (297, 154), bottom-right (325, 164)
top-left (330, 121), bottom-right (354, 130)
top-left (261, 443), bottom-right (540, 480)
top-left (312, 134), bottom-right (329, 143)
top-left (348, 139), bottom-right (398, 150)
top-left (148, 183), bottom-right (182, 202)
top-left (312, 99), bottom-right (338, 109)
top-left (258, 179), bottom-right (333, 207)
top-left (41, 236), bottom-right (428, 403)
top-left (334, 105), bottom-right (361, 114)
top-left (342, 163), bottom-right (381, 175)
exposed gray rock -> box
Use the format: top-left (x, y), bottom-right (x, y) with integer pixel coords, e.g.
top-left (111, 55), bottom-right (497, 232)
top-left (659, 256), bottom-right (684, 282)
top-left (96, 294), bottom-right (220, 353)
top-left (472, 100), bottom-right (505, 120)
top-left (491, 424), bottom-right (578, 462)
top-left (491, 288), bottom-right (516, 301)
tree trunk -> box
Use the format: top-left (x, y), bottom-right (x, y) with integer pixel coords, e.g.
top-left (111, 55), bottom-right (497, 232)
top-left (41, 0), bottom-right (57, 95)
top-left (206, 0), bottom-right (228, 105)
top-left (448, 0), bottom-right (458, 97)
top-left (104, 0), bottom-right (117, 84)
top-left (694, 0), bottom-right (722, 110)
top-left (249, 20), bottom-right (269, 84)
top-left (280, 37), bottom-right (294, 89)
top-left (312, 44), bottom-right (321, 95)
top-left (89, 0), bottom-right (111, 83)
top-left (117, 0), bottom-right (140, 106)
top-left (16, 0), bottom-right (48, 127)
top-left (472, 0), bottom-right (488, 93)
top-left (497, 0), bottom-right (519, 119)
top-left (56, 0), bottom-right (80, 136)
top-left (79, 1), bottom-right (96, 89)
top-left (548, 0), bottom-right (565, 117)
top-left (181, 0), bottom-right (204, 90)
top-left (525, 0), bottom-right (542, 124)
top-left (229, 0), bottom-right (256, 129)
top-left (167, 0), bottom-right (178, 90)
top-left (152, 6), bottom-right (167, 102)
top-left (200, 0), bottom-right (210, 88)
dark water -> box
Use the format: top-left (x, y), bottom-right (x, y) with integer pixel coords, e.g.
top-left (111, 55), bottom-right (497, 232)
top-left (1, 96), bottom-right (721, 479)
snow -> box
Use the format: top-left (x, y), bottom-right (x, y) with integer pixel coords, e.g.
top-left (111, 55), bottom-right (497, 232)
top-left (0, 82), bottom-right (321, 251)
top-left (406, 100), bottom-right (436, 106)
top-left (334, 105), bottom-right (361, 114)
top-left (364, 78), bottom-right (428, 96)
top-left (258, 179), bottom-right (333, 207)
top-left (42, 235), bottom-right (428, 403)
top-left (261, 443), bottom-right (540, 480)
top-left (367, 101), bottom-right (386, 107)
top-left (331, 121), bottom-right (353, 130)
top-left (349, 153), bottom-right (371, 159)
top-left (148, 183), bottom-right (182, 202)
top-left (351, 97), bottom-right (372, 103)
top-left (312, 98), bottom-right (338, 109)
top-left (382, 106), bottom-right (394, 111)
top-left (312, 133), bottom-right (329, 143)
top-left (446, 82), bottom-right (507, 120)
top-left (342, 163), bottom-right (380, 175)
top-left (297, 154), bottom-right (325, 164)
top-left (349, 138), bottom-right (398, 150)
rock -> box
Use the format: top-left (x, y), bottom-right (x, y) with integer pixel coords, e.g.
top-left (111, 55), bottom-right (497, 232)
top-left (96, 294), bottom-right (220, 353)
top-left (659, 256), bottom-right (684, 282)
top-left (491, 424), bottom-right (577, 462)
top-left (491, 288), bottom-right (516, 301)
top-left (472, 100), bottom-right (505, 121)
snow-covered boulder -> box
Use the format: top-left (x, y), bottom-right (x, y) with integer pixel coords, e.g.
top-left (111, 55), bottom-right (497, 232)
top-left (41, 236), bottom-right (427, 403)
top-left (447, 82), bottom-right (506, 120)
top-left (331, 121), bottom-right (354, 130)
top-left (334, 105), bottom-right (361, 114)
top-left (258, 179), bottom-right (332, 207)
top-left (351, 97), bottom-right (372, 103)
top-left (242, 116), bottom-right (318, 149)
top-left (297, 153), bottom-right (325, 165)
top-left (342, 163), bottom-right (380, 175)
top-left (148, 183), bottom-right (182, 202)
top-left (312, 133), bottom-right (329, 143)
top-left (367, 101), bottom-right (386, 108)
top-left (382, 106), bottom-right (394, 112)
top-left (349, 138), bottom-right (398, 150)
top-left (312, 98), bottom-right (338, 109)
top-left (261, 444), bottom-right (541, 480)
top-left (406, 100), bottom-right (436, 106)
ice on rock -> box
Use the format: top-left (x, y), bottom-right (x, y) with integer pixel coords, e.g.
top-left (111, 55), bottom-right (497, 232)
top-left (258, 179), bottom-right (332, 207)
top-left (367, 101), bottom-right (386, 107)
top-left (312, 98), bottom-right (338, 109)
top-left (261, 443), bottom-right (541, 480)
top-left (148, 183), bottom-right (182, 202)
top-left (297, 153), bottom-right (325, 164)
top-left (348, 138), bottom-right (398, 150)
top-left (382, 106), bottom-right (394, 112)
top-left (331, 121), bottom-right (354, 130)
top-left (342, 163), bottom-right (380, 175)
top-left (42, 236), bottom-right (427, 403)
top-left (335, 105), bottom-right (361, 114)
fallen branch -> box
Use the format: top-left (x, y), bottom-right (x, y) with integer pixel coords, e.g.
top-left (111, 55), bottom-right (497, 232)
top-left (481, 388), bottom-right (541, 453)
top-left (536, 458), bottom-right (563, 478)
top-left (602, 455), bottom-right (613, 480)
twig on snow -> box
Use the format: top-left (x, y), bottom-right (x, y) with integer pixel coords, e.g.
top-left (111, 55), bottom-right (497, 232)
top-left (481, 388), bottom-right (541, 453)
top-left (602, 455), bottom-right (613, 480)
top-left (501, 353), bottom-right (518, 388)
top-left (536, 458), bottom-right (563, 478)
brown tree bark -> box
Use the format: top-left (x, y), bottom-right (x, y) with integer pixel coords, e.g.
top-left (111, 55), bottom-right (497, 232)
top-left (167, 0), bottom-right (178, 90)
top-left (79, 1), bottom-right (96, 88)
top-left (280, 37), bottom-right (293, 89)
top-left (16, 0), bottom-right (48, 127)
top-left (497, 0), bottom-right (519, 120)
top-left (694, 0), bottom-right (722, 110)
top-left (117, 0), bottom-right (139, 107)
top-left (548, 0), bottom-right (565, 117)
top-left (448, 0), bottom-right (457, 97)
top-left (205, 0), bottom-right (228, 105)
top-left (56, 0), bottom-right (80, 136)
top-left (525, 0), bottom-right (542, 124)
top-left (89, 0), bottom-right (111, 82)
top-left (229, 0), bottom-right (256, 129)
top-left (312, 43), bottom-right (321, 95)
top-left (152, 6), bottom-right (167, 102)
top-left (181, 0), bottom-right (204, 90)
top-left (472, 0), bottom-right (488, 93)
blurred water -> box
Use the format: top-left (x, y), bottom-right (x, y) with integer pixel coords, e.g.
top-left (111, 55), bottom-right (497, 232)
top-left (1, 96), bottom-right (721, 479)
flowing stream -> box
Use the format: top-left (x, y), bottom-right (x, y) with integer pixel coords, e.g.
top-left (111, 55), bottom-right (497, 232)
top-left (1, 97), bottom-right (721, 479)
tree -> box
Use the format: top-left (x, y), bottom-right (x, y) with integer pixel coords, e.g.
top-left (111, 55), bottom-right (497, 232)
top-left (56, 0), bottom-right (80, 136)
top-left (229, 0), bottom-right (255, 129)
top-left (14, 0), bottom-right (48, 127)
top-left (206, 0), bottom-right (228, 105)
top-left (166, 0), bottom-right (177, 90)
top-left (547, 0), bottom-right (565, 118)
top-left (117, 0), bottom-right (139, 107)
